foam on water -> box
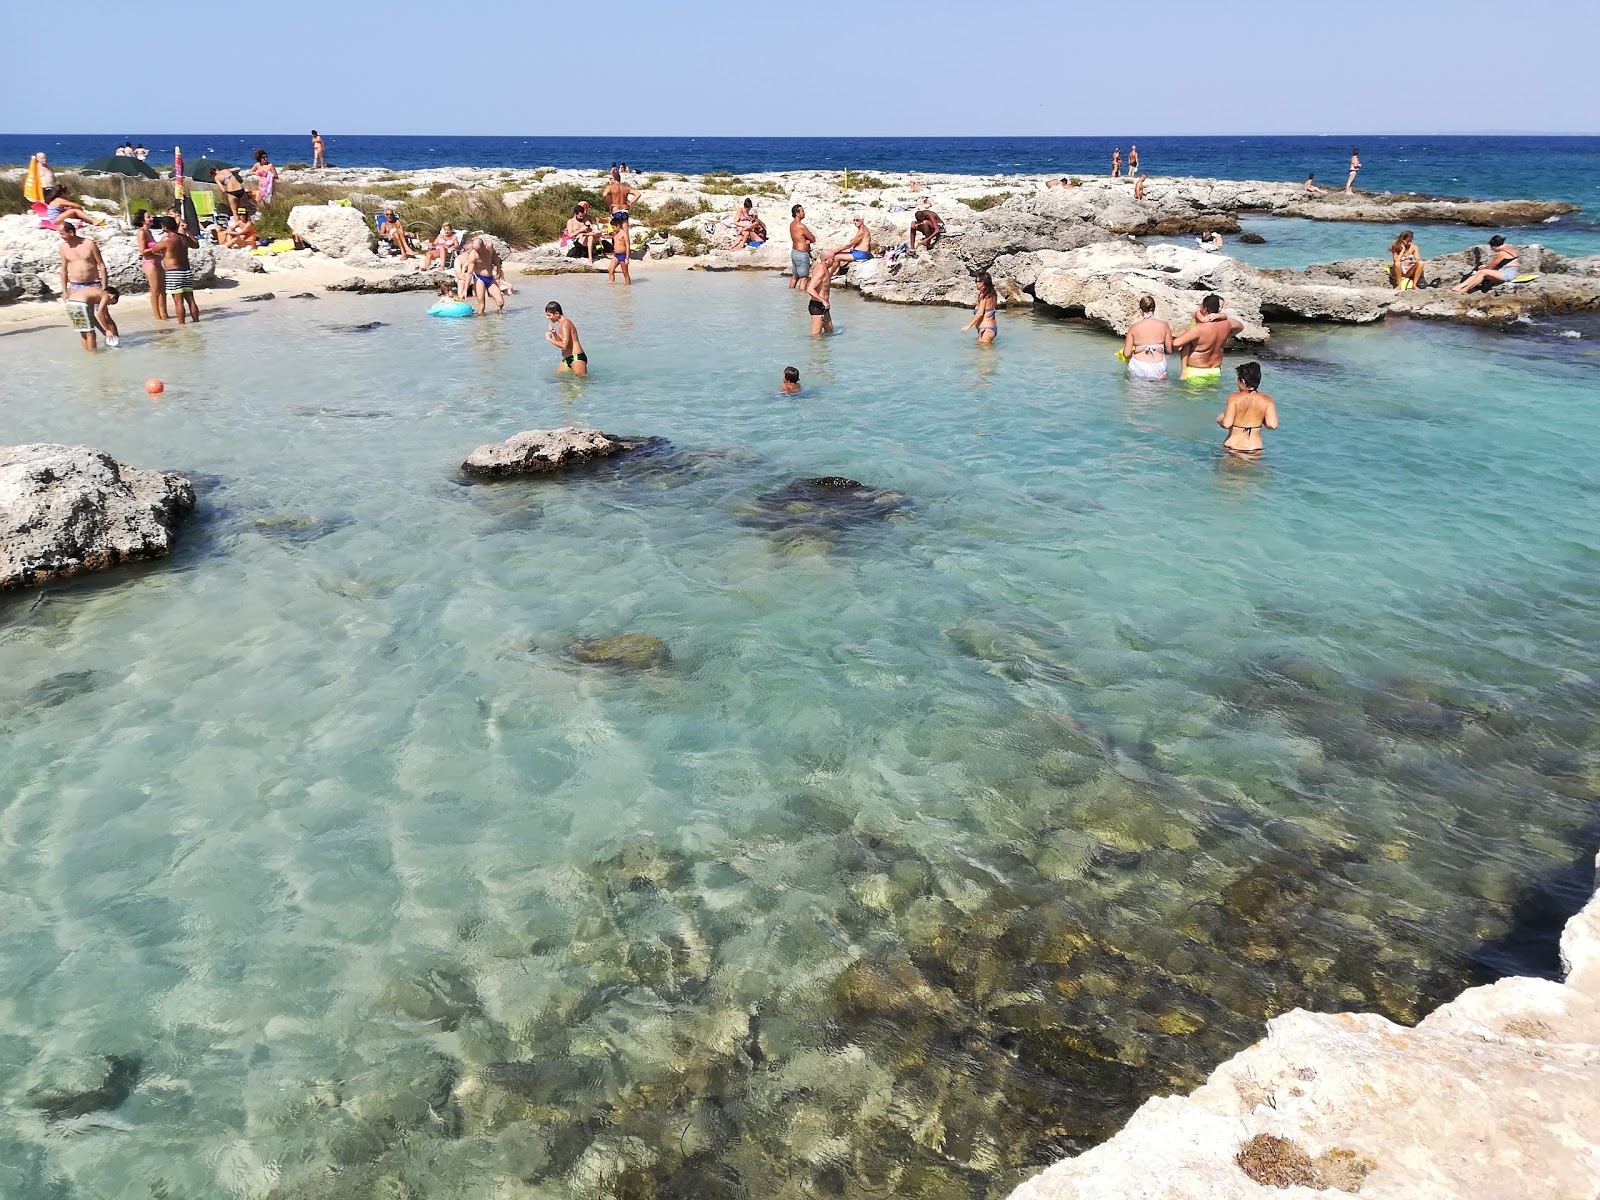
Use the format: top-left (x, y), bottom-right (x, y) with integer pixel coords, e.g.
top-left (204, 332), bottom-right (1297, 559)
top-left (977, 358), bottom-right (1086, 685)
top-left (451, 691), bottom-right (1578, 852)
top-left (1, 275), bottom-right (1597, 1198)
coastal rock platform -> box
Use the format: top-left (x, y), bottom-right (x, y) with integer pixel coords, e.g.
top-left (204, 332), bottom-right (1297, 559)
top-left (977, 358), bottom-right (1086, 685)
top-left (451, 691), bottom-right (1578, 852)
top-left (0, 213), bottom-right (217, 299)
top-left (461, 428), bottom-right (648, 477)
top-left (0, 444), bottom-right (196, 590)
top-left (1008, 853), bottom-right (1600, 1200)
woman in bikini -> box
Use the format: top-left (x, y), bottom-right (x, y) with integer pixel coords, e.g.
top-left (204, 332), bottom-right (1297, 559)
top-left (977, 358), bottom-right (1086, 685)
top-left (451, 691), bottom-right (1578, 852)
top-left (960, 271), bottom-right (999, 345)
top-left (1122, 294), bottom-right (1172, 380)
top-left (1389, 230), bottom-right (1423, 289)
top-left (248, 149), bottom-right (277, 207)
top-left (1452, 235), bottom-right (1521, 294)
top-left (1345, 148), bottom-right (1361, 194)
top-left (133, 209), bottom-right (167, 320)
top-left (1216, 362), bottom-right (1278, 456)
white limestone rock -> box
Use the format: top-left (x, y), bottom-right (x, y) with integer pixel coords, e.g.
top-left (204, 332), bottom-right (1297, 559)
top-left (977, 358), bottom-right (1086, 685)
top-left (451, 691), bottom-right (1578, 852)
top-left (286, 204), bottom-right (373, 259)
top-left (461, 428), bottom-right (643, 477)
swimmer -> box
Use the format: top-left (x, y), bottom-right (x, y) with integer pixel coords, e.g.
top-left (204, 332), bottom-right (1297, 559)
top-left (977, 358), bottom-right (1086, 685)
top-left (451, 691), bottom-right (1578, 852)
top-left (1122, 294), bottom-right (1172, 380)
top-left (1389, 230), bottom-right (1423, 289)
top-left (959, 271), bottom-right (999, 345)
top-left (1171, 294), bottom-right (1242, 382)
top-left (1216, 361), bottom-right (1278, 455)
top-left (1197, 231), bottom-right (1223, 253)
top-left (789, 204), bottom-right (816, 290)
top-left (781, 366), bottom-right (801, 394)
top-left (545, 301), bottom-right (587, 375)
top-left (834, 217), bottom-right (872, 263)
top-left (608, 212), bottom-right (631, 284)
top-left (805, 251), bottom-right (836, 335)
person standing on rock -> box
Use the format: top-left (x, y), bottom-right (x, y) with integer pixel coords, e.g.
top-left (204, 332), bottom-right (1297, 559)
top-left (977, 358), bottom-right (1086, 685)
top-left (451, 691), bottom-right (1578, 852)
top-left (909, 208), bottom-right (945, 252)
top-left (545, 302), bottom-right (587, 375)
top-left (144, 215), bottom-right (201, 324)
top-left (603, 169), bottom-right (639, 226)
top-left (1171, 294), bottom-right (1241, 382)
top-left (1345, 148), bottom-right (1360, 195)
top-left (1217, 361), bottom-right (1278, 455)
top-left (57, 222), bottom-right (120, 349)
top-left (1122, 294), bottom-right (1173, 380)
top-left (805, 252), bottom-right (836, 335)
top-left (789, 204), bottom-right (816, 290)
top-left (1133, 174), bottom-right (1147, 200)
top-left (311, 130), bottom-right (325, 169)
top-left (1128, 145), bottom-right (1140, 177)
top-left (1111, 148), bottom-right (1122, 178)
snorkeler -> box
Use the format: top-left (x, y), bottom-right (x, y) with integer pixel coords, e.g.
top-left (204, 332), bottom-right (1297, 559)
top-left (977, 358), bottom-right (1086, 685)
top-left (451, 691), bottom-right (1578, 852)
top-left (545, 301), bottom-right (587, 375)
top-left (1171, 294), bottom-right (1243, 382)
top-left (781, 366), bottom-right (801, 394)
top-left (1216, 361), bottom-right (1278, 455)
top-left (1122, 294), bottom-right (1173, 380)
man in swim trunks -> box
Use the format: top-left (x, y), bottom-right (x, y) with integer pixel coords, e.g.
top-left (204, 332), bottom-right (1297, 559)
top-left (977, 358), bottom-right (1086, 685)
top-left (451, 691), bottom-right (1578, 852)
top-left (1171, 294), bottom-right (1241, 381)
top-left (143, 215), bottom-right (201, 324)
top-left (1216, 361), bottom-right (1278, 455)
top-left (789, 204), bottom-right (815, 290)
top-left (608, 212), bottom-right (632, 284)
top-left (602, 169), bottom-right (640, 228)
top-left (545, 301), bottom-right (587, 375)
top-left (57, 222), bottom-right (120, 349)
top-left (1133, 173), bottom-right (1146, 200)
top-left (459, 236), bottom-right (507, 313)
top-left (908, 209), bottom-right (944, 252)
top-left (834, 217), bottom-right (872, 264)
top-left (377, 208), bottom-right (412, 260)
top-left (805, 251), bottom-right (836, 335)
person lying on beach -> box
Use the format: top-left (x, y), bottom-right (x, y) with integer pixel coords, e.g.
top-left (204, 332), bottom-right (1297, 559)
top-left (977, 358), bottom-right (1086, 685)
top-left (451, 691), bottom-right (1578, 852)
top-left (834, 218), bottom-right (872, 264)
top-left (1171, 294), bottom-right (1242, 381)
top-left (545, 301), bottom-right (587, 374)
top-left (789, 204), bottom-right (815, 290)
top-left (563, 208), bottom-right (597, 261)
top-left (781, 366), bottom-right (802, 394)
top-left (143, 215), bottom-right (200, 324)
top-left (219, 211), bottom-right (257, 249)
top-left (1303, 172), bottom-right (1326, 195)
top-left (805, 252), bottom-right (836, 335)
top-left (1122, 294), bottom-right (1173, 380)
top-left (909, 209), bottom-right (944, 251)
top-left (1217, 361), bottom-right (1277, 455)
top-left (608, 213), bottom-right (632, 284)
top-left (377, 208), bottom-right (412, 259)
top-left (58, 223), bottom-right (120, 348)
top-left (1389, 230), bottom-right (1423, 289)
top-left (42, 187), bottom-right (99, 228)
top-left (459, 236), bottom-right (507, 312)
top-left (421, 223), bottom-right (459, 270)
top-left (603, 170), bottom-right (640, 224)
top-left (1452, 235), bottom-right (1521, 294)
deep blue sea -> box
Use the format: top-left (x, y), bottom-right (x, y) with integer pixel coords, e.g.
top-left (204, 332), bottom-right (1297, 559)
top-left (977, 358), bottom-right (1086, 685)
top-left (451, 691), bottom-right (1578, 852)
top-left (6, 134), bottom-right (1598, 211)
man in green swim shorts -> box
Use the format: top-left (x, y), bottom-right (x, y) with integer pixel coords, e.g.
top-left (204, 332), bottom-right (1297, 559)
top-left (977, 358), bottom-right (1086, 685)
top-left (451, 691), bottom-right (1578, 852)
top-left (1172, 294), bottom-right (1242, 382)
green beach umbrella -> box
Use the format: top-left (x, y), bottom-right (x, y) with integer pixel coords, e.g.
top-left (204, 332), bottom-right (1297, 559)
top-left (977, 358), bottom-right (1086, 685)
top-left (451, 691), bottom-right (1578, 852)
top-left (187, 158), bottom-right (234, 181)
top-left (81, 155), bottom-right (160, 179)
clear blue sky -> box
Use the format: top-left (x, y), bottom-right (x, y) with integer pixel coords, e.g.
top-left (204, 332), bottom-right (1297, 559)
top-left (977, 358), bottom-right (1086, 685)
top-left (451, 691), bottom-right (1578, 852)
top-left (4, 0), bottom-right (1595, 136)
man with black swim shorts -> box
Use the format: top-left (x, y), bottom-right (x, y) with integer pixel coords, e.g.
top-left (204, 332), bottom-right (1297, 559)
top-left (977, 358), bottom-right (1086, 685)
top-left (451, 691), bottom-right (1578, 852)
top-left (545, 301), bottom-right (588, 375)
top-left (805, 251), bottom-right (836, 336)
top-left (602, 169), bottom-right (639, 228)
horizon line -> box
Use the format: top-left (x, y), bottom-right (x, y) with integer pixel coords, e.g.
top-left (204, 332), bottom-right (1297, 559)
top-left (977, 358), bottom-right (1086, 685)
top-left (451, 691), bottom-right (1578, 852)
top-left (9, 131), bottom-right (1600, 140)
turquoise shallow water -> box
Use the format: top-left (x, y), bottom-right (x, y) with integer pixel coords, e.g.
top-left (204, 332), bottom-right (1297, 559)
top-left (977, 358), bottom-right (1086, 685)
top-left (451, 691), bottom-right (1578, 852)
top-left (2, 276), bottom-right (1599, 1198)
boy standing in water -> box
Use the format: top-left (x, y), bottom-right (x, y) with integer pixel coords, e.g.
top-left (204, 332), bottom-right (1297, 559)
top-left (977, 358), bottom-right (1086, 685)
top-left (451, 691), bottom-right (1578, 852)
top-left (545, 302), bottom-right (587, 374)
top-left (1216, 362), bottom-right (1278, 455)
top-left (608, 213), bottom-right (631, 284)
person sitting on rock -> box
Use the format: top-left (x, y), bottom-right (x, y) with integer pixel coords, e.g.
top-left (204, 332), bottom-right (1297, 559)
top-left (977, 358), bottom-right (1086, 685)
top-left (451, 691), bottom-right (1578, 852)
top-left (733, 211), bottom-right (768, 249)
top-left (421, 223), bottom-right (459, 270)
top-left (1389, 230), bottom-right (1423, 290)
top-left (42, 187), bottom-right (99, 229)
top-left (563, 207), bottom-right (597, 261)
top-left (1197, 231), bottom-right (1224, 253)
top-left (376, 207), bottom-right (412, 259)
top-left (1133, 174), bottom-right (1147, 200)
top-left (909, 209), bottom-right (944, 252)
top-left (834, 217), bottom-right (873, 264)
top-left (1303, 172), bottom-right (1326, 195)
top-left (1452, 235), bottom-right (1522, 294)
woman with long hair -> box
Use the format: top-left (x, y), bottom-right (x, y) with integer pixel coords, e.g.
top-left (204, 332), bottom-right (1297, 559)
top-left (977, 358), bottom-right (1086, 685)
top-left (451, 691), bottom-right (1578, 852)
top-left (133, 209), bottom-right (168, 319)
top-left (1389, 230), bottom-right (1423, 289)
top-left (960, 271), bottom-right (999, 345)
top-left (248, 148), bottom-right (277, 207)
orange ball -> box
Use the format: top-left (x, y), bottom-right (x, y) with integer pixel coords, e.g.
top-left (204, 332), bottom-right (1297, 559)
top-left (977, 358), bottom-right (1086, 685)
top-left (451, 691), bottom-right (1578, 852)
top-left (145, 379), bottom-right (164, 395)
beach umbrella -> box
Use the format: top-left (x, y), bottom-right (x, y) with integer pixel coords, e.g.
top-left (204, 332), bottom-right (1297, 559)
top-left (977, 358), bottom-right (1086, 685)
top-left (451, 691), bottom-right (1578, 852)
top-left (187, 158), bottom-right (234, 181)
top-left (174, 146), bottom-right (200, 237)
top-left (81, 155), bottom-right (160, 179)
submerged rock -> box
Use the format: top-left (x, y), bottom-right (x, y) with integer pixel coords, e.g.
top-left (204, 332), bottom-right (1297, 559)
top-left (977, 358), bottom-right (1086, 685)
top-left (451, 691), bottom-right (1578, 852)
top-left (567, 633), bottom-right (671, 670)
top-left (1237, 232), bottom-right (1267, 244)
top-left (25, 1054), bottom-right (141, 1121)
top-left (0, 444), bottom-right (195, 590)
top-left (734, 476), bottom-right (910, 539)
top-left (253, 514), bottom-right (353, 544)
top-left (461, 427), bottom-right (652, 478)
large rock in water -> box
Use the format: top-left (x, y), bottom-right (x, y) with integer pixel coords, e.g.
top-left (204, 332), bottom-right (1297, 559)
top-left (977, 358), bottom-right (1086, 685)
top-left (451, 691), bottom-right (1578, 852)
top-left (286, 204), bottom-right (374, 260)
top-left (461, 428), bottom-right (643, 477)
top-left (0, 444), bottom-right (195, 590)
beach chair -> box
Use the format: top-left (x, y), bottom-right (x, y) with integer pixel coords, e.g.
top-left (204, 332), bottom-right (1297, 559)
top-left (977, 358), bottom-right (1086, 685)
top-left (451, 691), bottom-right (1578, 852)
top-left (190, 188), bottom-right (223, 234)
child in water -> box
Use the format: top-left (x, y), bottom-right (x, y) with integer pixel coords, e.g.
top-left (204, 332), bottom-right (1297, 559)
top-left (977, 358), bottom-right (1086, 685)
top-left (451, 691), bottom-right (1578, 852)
top-left (1216, 362), bottom-right (1278, 455)
top-left (781, 366), bottom-right (801, 394)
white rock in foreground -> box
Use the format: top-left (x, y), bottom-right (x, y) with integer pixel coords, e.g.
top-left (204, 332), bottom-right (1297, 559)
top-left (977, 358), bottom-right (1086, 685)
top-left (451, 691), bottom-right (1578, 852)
top-left (1008, 853), bottom-right (1600, 1200)
top-left (0, 444), bottom-right (195, 590)
top-left (461, 428), bottom-right (640, 477)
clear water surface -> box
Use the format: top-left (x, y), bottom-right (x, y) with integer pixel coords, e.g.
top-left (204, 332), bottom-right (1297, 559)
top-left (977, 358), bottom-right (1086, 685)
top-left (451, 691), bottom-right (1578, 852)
top-left (1, 275), bottom-right (1598, 1199)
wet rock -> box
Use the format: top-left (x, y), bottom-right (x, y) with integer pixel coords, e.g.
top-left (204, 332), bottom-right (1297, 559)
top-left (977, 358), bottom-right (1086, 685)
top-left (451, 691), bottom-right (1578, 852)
top-left (326, 320), bottom-right (386, 332)
top-left (734, 476), bottom-right (910, 540)
top-left (288, 292), bottom-right (318, 299)
top-left (461, 427), bottom-right (650, 478)
top-left (567, 633), bottom-right (671, 670)
top-left (240, 292), bottom-right (275, 302)
top-left (376, 967), bottom-right (482, 1031)
top-left (1237, 232), bottom-right (1267, 244)
top-left (25, 669), bottom-right (103, 708)
top-left (1, 444), bottom-right (196, 591)
top-left (325, 271), bottom-right (450, 294)
top-left (253, 514), bottom-right (354, 544)
top-left (25, 1054), bottom-right (141, 1121)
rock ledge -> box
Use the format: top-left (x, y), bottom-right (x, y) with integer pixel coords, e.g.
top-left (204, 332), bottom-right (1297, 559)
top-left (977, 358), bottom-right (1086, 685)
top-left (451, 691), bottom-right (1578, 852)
top-left (461, 428), bottom-right (644, 477)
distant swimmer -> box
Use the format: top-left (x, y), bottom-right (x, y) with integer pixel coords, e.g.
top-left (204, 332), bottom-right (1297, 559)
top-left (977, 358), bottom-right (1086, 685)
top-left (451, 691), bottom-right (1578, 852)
top-left (1128, 145), bottom-right (1140, 176)
top-left (781, 366), bottom-right (802, 394)
top-left (908, 208), bottom-right (945, 251)
top-left (1452, 235), bottom-right (1521, 294)
top-left (1345, 147), bottom-right (1360, 195)
top-left (834, 217), bottom-right (872, 263)
top-left (57, 221), bottom-right (120, 349)
top-left (1303, 172), bottom-right (1326, 195)
top-left (545, 301), bottom-right (587, 374)
top-left (1171, 294), bottom-right (1242, 382)
top-left (608, 212), bottom-right (632, 284)
top-left (1389, 230), bottom-right (1423, 289)
top-left (805, 251), bottom-right (836, 335)
top-left (789, 204), bottom-right (816, 290)
top-left (603, 168), bottom-right (640, 226)
top-left (1216, 362), bottom-right (1278, 455)
top-left (1121, 294), bottom-right (1172, 380)
top-left (960, 271), bottom-right (999, 345)
top-left (1111, 148), bottom-right (1122, 178)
